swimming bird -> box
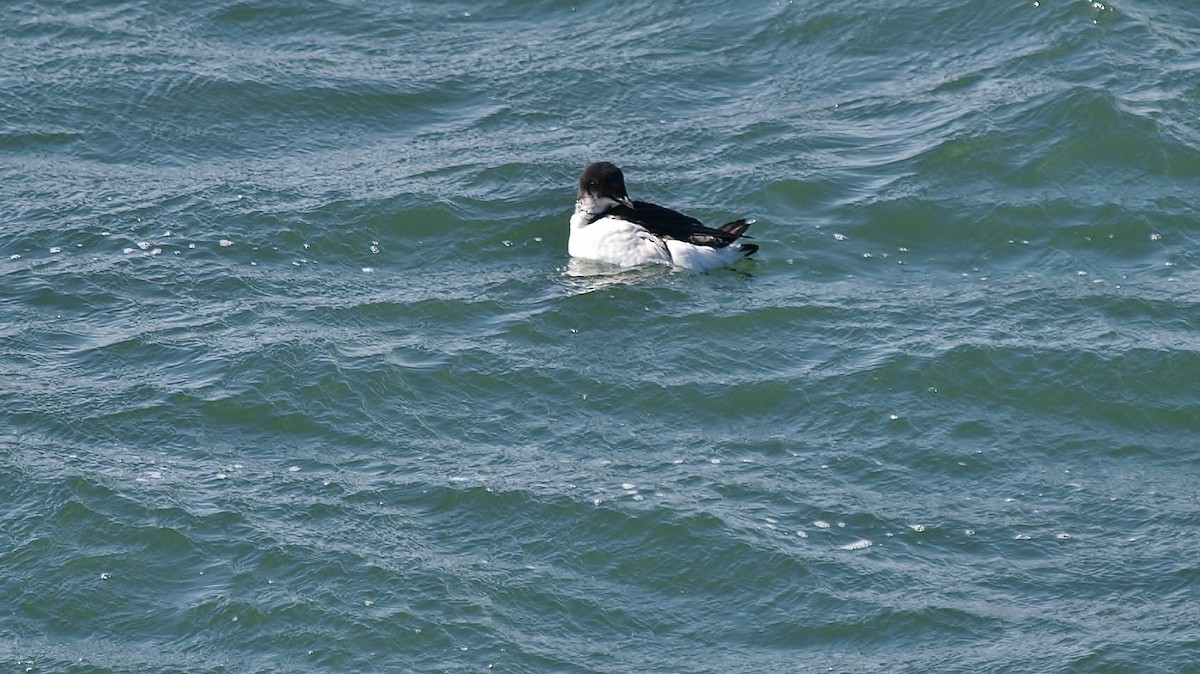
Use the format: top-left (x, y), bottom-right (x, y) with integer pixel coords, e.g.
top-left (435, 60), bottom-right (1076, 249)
top-left (568, 162), bottom-right (758, 272)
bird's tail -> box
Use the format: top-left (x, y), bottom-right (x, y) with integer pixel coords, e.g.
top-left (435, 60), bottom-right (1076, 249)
top-left (719, 219), bottom-right (757, 256)
top-left (718, 218), bottom-right (754, 238)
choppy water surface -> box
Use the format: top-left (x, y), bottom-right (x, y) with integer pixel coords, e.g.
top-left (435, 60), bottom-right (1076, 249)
top-left (3, 1), bottom-right (1199, 672)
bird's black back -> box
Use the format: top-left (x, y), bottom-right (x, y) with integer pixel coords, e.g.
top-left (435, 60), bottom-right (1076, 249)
top-left (607, 200), bottom-right (749, 249)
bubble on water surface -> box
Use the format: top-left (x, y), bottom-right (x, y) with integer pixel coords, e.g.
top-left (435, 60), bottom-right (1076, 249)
top-left (841, 539), bottom-right (872, 551)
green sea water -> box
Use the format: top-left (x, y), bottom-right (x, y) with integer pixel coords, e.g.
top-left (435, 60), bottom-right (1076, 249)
top-left (3, 1), bottom-right (1199, 672)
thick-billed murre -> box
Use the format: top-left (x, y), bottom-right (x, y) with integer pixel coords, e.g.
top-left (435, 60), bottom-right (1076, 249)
top-left (568, 162), bottom-right (757, 272)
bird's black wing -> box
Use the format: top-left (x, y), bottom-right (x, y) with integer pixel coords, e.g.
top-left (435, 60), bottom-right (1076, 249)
top-left (607, 200), bottom-right (750, 249)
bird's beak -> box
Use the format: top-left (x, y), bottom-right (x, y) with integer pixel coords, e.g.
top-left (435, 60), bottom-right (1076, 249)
top-left (619, 196), bottom-right (634, 209)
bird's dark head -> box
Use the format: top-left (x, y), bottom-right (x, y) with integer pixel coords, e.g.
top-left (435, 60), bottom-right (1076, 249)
top-left (577, 162), bottom-right (634, 215)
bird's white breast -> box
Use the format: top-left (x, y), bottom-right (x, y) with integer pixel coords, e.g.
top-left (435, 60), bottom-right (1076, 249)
top-left (568, 213), bottom-right (672, 268)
